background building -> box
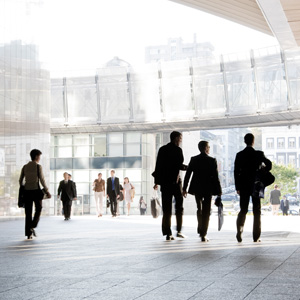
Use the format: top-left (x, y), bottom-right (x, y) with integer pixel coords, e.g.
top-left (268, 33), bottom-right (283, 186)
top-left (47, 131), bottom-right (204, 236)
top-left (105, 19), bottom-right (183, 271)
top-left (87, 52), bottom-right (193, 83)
top-left (145, 35), bottom-right (214, 64)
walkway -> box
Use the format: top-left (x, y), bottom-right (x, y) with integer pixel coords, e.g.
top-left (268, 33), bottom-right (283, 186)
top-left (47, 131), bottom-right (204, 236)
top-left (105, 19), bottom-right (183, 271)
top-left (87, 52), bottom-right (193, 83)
top-left (1, 215), bottom-right (300, 299)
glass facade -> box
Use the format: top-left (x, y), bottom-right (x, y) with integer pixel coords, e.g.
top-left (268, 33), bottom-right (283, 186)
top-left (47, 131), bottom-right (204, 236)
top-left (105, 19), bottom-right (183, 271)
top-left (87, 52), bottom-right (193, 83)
top-left (0, 1), bottom-right (50, 216)
top-left (50, 133), bottom-right (156, 215)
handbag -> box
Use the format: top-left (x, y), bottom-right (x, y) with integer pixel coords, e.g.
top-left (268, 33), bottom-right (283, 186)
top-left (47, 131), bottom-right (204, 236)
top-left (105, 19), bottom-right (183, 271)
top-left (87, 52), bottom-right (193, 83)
top-left (37, 164), bottom-right (47, 200)
top-left (106, 198), bottom-right (110, 208)
top-left (18, 186), bottom-right (25, 208)
top-left (130, 184), bottom-right (135, 201)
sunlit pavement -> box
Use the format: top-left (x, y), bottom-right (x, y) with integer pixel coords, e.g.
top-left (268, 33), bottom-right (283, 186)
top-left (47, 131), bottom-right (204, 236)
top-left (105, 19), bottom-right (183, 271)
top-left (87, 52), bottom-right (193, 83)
top-left (1, 214), bottom-right (300, 300)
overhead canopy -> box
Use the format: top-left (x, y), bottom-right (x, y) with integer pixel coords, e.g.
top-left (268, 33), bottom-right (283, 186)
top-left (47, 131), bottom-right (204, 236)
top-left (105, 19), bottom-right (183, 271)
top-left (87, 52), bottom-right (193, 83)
top-left (170, 0), bottom-right (300, 49)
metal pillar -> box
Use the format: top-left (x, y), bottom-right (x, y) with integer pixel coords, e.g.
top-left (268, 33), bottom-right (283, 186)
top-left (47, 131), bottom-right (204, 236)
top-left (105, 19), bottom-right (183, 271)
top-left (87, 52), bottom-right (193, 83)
top-left (62, 77), bottom-right (69, 125)
top-left (158, 62), bottom-right (166, 121)
top-left (281, 50), bottom-right (292, 110)
top-left (220, 55), bottom-right (230, 116)
top-left (189, 59), bottom-right (198, 119)
top-left (95, 74), bottom-right (102, 124)
top-left (127, 68), bottom-right (134, 123)
top-left (250, 49), bottom-right (261, 113)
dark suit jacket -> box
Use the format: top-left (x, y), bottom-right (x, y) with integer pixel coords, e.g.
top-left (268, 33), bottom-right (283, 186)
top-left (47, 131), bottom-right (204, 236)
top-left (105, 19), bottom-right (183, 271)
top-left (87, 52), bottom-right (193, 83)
top-left (183, 153), bottom-right (222, 196)
top-left (234, 146), bottom-right (272, 192)
top-left (107, 177), bottom-right (120, 197)
top-left (58, 180), bottom-right (77, 201)
top-left (153, 142), bottom-right (185, 185)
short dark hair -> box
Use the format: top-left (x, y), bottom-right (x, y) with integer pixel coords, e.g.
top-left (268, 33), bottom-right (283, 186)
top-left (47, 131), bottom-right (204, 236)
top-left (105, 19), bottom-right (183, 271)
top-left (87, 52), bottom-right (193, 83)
top-left (30, 149), bottom-right (42, 161)
top-left (68, 174), bottom-right (72, 177)
top-left (170, 131), bottom-right (182, 142)
top-left (244, 133), bottom-right (254, 146)
top-left (98, 173), bottom-right (102, 176)
top-left (198, 141), bottom-right (208, 153)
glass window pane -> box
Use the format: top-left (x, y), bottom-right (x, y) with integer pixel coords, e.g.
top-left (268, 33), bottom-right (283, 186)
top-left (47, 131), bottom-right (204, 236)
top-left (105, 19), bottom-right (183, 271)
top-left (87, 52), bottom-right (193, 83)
top-left (55, 158), bottom-right (72, 169)
top-left (108, 133), bottom-right (123, 143)
top-left (125, 144), bottom-right (141, 156)
top-left (124, 169), bottom-right (142, 182)
top-left (57, 135), bottom-right (72, 146)
top-left (73, 170), bottom-right (90, 182)
top-left (108, 144), bottom-right (123, 156)
top-left (124, 157), bottom-right (142, 168)
top-left (57, 147), bottom-right (72, 158)
top-left (74, 146), bottom-right (89, 157)
top-left (73, 135), bottom-right (89, 145)
top-left (73, 158), bottom-right (89, 169)
top-left (93, 135), bottom-right (107, 157)
top-left (76, 183), bottom-right (90, 194)
top-left (125, 132), bottom-right (141, 143)
top-left (90, 157), bottom-right (107, 169)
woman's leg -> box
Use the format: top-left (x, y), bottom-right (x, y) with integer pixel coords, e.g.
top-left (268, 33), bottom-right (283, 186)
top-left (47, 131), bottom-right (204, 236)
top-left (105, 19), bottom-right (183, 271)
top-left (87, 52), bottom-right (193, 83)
top-left (99, 192), bottom-right (104, 216)
top-left (95, 192), bottom-right (99, 216)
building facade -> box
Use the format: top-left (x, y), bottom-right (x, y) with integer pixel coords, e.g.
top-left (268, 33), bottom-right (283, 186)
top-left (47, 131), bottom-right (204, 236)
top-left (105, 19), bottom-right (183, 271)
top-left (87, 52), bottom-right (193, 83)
top-left (145, 35), bottom-right (214, 64)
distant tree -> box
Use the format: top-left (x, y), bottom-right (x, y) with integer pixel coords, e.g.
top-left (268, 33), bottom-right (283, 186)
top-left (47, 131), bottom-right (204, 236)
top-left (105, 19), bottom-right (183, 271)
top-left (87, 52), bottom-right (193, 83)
top-left (263, 163), bottom-right (299, 204)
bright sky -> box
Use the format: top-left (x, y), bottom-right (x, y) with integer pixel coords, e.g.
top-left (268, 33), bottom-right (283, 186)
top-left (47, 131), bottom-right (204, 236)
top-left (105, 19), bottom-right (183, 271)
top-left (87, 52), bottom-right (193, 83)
top-left (33, 0), bottom-right (277, 73)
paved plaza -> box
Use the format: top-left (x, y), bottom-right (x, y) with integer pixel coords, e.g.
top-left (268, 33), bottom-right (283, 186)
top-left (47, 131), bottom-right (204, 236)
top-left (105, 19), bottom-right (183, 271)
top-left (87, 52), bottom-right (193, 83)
top-left (1, 214), bottom-right (300, 300)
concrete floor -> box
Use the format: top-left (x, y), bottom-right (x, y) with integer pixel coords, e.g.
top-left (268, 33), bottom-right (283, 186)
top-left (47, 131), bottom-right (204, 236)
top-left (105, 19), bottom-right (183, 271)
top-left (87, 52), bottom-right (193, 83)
top-left (1, 214), bottom-right (300, 300)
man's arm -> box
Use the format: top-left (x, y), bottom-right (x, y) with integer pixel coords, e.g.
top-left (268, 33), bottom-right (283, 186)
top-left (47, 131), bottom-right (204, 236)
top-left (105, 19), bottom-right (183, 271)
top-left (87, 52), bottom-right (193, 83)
top-left (57, 182), bottom-right (62, 198)
top-left (212, 158), bottom-right (222, 196)
top-left (72, 182), bottom-right (77, 199)
top-left (153, 148), bottom-right (163, 185)
top-left (234, 153), bottom-right (241, 194)
top-left (182, 158), bottom-right (193, 197)
top-left (19, 166), bottom-right (25, 186)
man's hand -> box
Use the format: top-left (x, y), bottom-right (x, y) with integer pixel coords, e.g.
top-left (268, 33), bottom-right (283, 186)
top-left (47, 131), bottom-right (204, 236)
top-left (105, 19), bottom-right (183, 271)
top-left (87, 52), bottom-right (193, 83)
top-left (46, 192), bottom-right (51, 199)
top-left (182, 190), bottom-right (187, 198)
top-left (236, 190), bottom-right (240, 195)
top-left (117, 195), bottom-right (120, 199)
top-left (73, 198), bottom-right (77, 201)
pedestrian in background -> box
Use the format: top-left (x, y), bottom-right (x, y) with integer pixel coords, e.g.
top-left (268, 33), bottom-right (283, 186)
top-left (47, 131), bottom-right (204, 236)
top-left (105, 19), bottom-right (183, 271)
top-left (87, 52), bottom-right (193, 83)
top-left (93, 173), bottom-right (105, 217)
top-left (280, 196), bottom-right (289, 216)
top-left (58, 172), bottom-right (77, 220)
top-left (106, 170), bottom-right (120, 217)
top-left (270, 185), bottom-right (281, 216)
top-left (19, 149), bottom-right (51, 239)
top-left (139, 196), bottom-right (147, 215)
top-left (123, 177), bottom-right (134, 216)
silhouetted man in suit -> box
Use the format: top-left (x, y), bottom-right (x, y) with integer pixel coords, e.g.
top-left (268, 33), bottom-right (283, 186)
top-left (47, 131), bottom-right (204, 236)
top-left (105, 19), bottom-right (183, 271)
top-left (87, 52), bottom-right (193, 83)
top-left (107, 170), bottom-right (120, 217)
top-left (234, 133), bottom-right (272, 243)
top-left (183, 141), bottom-right (222, 242)
top-left (153, 131), bottom-right (187, 241)
top-left (58, 172), bottom-right (77, 220)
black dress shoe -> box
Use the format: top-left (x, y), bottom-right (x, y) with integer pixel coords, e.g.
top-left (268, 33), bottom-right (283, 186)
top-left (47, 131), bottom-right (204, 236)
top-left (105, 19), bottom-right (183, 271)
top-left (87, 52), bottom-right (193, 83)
top-left (236, 233), bottom-right (242, 243)
top-left (201, 236), bottom-right (209, 242)
top-left (176, 232), bottom-right (186, 238)
top-left (31, 228), bottom-right (36, 237)
top-left (253, 239), bottom-right (261, 243)
top-left (27, 235), bottom-right (33, 240)
top-left (166, 235), bottom-right (175, 241)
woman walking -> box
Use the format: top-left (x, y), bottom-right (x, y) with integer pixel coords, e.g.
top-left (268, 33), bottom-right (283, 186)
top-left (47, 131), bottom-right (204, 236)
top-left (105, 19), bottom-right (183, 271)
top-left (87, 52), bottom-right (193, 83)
top-left (19, 149), bottom-right (51, 239)
top-left (123, 177), bottom-right (134, 216)
top-left (93, 173), bottom-right (105, 217)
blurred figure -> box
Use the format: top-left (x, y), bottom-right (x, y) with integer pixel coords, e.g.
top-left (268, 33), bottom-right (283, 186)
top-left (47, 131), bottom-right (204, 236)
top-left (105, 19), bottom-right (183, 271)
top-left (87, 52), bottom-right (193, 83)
top-left (106, 170), bottom-right (120, 217)
top-left (234, 133), bottom-right (272, 243)
top-left (123, 177), bottom-right (134, 216)
top-left (58, 172), bottom-right (77, 220)
top-left (117, 184), bottom-right (123, 216)
top-left (153, 131), bottom-right (187, 241)
top-left (280, 196), bottom-right (289, 216)
top-left (19, 149), bottom-right (51, 239)
top-left (270, 185), bottom-right (281, 216)
top-left (68, 173), bottom-right (77, 200)
top-left (139, 196), bottom-right (147, 215)
top-left (93, 173), bottom-right (105, 217)
top-left (183, 141), bottom-right (222, 242)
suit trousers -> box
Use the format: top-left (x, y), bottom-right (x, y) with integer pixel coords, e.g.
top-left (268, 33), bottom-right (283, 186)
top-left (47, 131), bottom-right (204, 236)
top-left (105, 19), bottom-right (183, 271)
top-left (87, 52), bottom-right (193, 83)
top-left (109, 193), bottom-right (117, 216)
top-left (236, 191), bottom-right (261, 241)
top-left (195, 195), bottom-right (212, 237)
top-left (161, 183), bottom-right (184, 236)
top-left (62, 200), bottom-right (72, 219)
top-left (24, 190), bottom-right (43, 237)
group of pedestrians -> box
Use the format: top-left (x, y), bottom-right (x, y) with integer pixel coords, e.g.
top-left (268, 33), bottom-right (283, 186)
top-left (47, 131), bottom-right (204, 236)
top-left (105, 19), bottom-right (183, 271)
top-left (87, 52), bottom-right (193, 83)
top-left (270, 185), bottom-right (290, 216)
top-left (153, 131), bottom-right (272, 243)
top-left (19, 131), bottom-right (273, 243)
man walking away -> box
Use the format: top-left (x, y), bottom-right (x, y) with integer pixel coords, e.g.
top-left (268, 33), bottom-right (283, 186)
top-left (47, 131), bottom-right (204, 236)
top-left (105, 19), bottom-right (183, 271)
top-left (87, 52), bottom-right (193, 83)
top-left (153, 131), bottom-right (187, 241)
top-left (58, 172), bottom-right (77, 220)
top-left (183, 141), bottom-right (222, 242)
top-left (234, 133), bottom-right (272, 243)
top-left (270, 185), bottom-right (281, 216)
top-left (106, 170), bottom-right (120, 217)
